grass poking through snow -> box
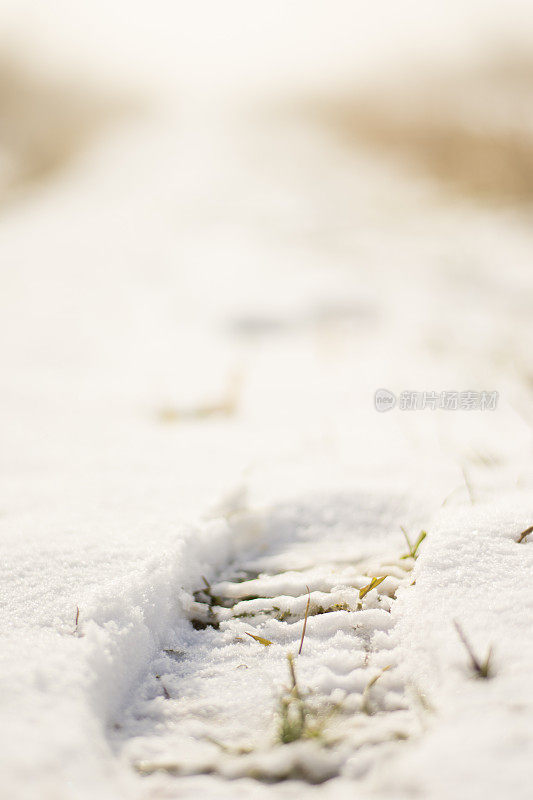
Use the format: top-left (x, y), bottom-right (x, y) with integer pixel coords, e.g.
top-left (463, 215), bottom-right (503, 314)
top-left (453, 620), bottom-right (493, 679)
top-left (361, 666), bottom-right (392, 715)
top-left (298, 586), bottom-right (311, 655)
top-left (359, 576), bottom-right (387, 600)
top-left (245, 632), bottom-right (273, 646)
top-left (278, 654), bottom-right (329, 744)
top-left (517, 526), bottom-right (533, 543)
top-left (400, 528), bottom-right (427, 560)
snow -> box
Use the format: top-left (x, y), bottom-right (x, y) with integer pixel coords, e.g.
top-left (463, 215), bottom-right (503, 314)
top-left (1, 1), bottom-right (533, 799)
top-left (391, 499), bottom-right (533, 800)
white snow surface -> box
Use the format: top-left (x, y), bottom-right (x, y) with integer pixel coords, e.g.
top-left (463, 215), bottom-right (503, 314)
top-left (1, 2), bottom-right (533, 799)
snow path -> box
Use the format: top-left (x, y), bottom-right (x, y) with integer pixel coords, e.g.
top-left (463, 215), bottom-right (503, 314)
top-left (111, 493), bottom-right (425, 794)
top-left (82, 488), bottom-right (533, 800)
top-left (1, 3), bottom-right (533, 799)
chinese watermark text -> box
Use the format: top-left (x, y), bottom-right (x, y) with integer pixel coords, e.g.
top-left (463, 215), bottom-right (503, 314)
top-left (374, 389), bottom-right (498, 412)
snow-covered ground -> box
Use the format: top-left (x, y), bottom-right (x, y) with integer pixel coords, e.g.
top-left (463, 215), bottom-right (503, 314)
top-left (1, 2), bottom-right (533, 799)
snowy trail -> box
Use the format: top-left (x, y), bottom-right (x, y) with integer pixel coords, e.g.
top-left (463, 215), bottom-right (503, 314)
top-left (2, 91), bottom-right (533, 799)
top-left (111, 492), bottom-right (431, 796)
top-left (1, 3), bottom-right (533, 799)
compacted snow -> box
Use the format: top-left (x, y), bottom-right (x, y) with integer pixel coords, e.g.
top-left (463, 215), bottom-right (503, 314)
top-left (1, 2), bottom-right (533, 799)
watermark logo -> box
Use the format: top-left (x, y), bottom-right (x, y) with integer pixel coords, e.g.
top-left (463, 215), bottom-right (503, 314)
top-left (374, 388), bottom-right (397, 412)
top-left (374, 389), bottom-right (498, 411)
